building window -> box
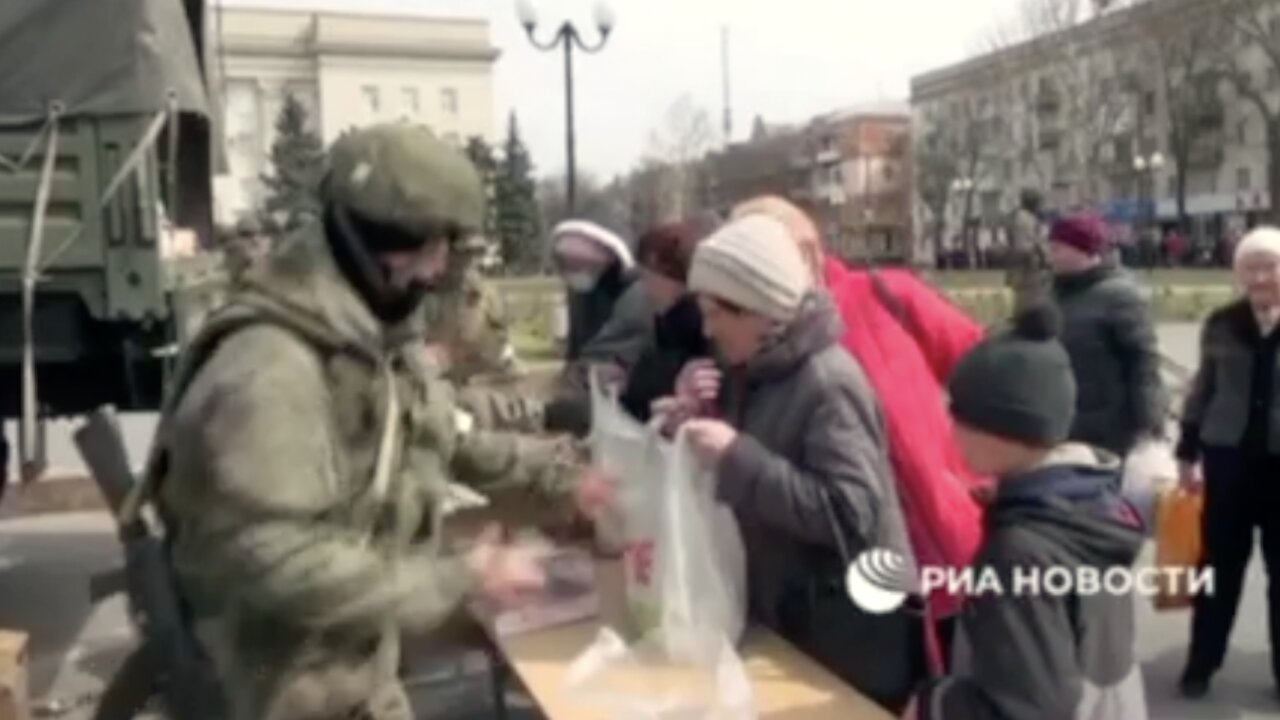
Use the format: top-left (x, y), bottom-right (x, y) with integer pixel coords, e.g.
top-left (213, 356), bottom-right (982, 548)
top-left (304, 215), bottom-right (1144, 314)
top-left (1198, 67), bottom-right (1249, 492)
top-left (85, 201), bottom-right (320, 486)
top-left (883, 163), bottom-right (896, 183)
top-left (1143, 91), bottom-right (1156, 115)
top-left (361, 85), bottom-right (380, 116)
top-left (1167, 176), bottom-right (1177, 198)
top-left (1239, 166), bottom-right (1253, 191)
top-left (402, 87), bottom-right (420, 115)
top-left (441, 88), bottom-right (459, 115)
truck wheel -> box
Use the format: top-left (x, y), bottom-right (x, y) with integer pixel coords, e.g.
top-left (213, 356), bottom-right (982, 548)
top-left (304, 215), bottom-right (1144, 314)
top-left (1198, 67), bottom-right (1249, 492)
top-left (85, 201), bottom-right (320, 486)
top-left (93, 646), bottom-right (158, 720)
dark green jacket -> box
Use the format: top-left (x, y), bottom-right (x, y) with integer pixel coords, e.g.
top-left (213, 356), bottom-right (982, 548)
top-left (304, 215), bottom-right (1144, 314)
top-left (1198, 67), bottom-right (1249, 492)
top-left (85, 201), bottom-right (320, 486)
top-left (1053, 264), bottom-right (1166, 455)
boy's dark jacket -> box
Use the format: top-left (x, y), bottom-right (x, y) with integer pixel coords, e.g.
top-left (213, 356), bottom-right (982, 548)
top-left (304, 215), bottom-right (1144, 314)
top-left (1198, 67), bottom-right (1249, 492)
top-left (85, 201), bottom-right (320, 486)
top-left (918, 444), bottom-right (1148, 720)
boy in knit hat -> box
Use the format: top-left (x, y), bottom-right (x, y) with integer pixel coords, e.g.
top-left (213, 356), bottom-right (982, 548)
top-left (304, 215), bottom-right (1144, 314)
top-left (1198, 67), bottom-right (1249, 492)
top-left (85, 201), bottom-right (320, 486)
top-left (664, 213), bottom-right (920, 711)
top-left (904, 305), bottom-right (1147, 720)
top-left (1047, 212), bottom-right (1165, 458)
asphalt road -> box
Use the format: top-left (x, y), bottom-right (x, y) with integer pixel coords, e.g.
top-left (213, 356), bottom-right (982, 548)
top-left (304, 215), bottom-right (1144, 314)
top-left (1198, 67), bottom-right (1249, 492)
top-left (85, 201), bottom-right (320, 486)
top-left (2, 323), bottom-right (1277, 719)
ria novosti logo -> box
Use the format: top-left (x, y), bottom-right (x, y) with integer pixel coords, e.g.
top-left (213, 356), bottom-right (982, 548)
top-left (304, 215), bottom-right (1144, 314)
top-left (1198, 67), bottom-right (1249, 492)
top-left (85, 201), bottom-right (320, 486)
top-left (845, 548), bottom-right (1214, 614)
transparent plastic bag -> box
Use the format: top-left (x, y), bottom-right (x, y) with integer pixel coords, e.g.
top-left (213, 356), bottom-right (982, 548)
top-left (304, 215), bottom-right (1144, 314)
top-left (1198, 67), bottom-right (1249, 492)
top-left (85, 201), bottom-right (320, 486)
top-left (575, 377), bottom-right (752, 719)
top-left (1122, 439), bottom-right (1178, 534)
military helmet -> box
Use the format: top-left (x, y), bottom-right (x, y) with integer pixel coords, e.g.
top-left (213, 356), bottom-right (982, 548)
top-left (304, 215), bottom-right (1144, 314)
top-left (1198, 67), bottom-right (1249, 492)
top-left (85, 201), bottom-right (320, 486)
top-left (323, 123), bottom-right (485, 242)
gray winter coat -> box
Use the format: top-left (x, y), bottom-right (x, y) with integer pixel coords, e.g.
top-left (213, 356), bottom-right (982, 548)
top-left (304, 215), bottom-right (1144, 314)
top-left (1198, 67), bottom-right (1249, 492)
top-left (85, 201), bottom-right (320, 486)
top-left (713, 293), bottom-right (913, 628)
top-left (1053, 264), bottom-right (1166, 456)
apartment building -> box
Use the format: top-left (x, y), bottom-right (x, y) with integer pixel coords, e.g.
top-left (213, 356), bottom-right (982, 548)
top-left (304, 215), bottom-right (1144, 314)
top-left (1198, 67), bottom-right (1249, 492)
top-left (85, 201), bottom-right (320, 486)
top-left (212, 6), bottom-right (500, 222)
top-left (706, 105), bottom-right (913, 263)
top-left (909, 0), bottom-right (1261, 262)
top-left (797, 104), bottom-right (912, 262)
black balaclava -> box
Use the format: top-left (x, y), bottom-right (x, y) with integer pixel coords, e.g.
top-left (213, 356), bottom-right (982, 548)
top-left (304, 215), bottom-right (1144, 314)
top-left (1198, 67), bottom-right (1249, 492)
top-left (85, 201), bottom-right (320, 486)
top-left (324, 202), bottom-right (436, 324)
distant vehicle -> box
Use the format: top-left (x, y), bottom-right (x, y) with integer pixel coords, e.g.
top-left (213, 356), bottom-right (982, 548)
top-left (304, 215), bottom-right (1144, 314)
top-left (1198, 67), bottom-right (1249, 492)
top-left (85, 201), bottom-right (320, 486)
top-left (0, 0), bottom-right (224, 485)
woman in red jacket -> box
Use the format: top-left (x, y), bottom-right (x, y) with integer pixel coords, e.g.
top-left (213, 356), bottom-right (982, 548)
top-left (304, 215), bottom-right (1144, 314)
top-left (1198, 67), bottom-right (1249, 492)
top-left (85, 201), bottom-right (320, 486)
top-left (720, 196), bottom-right (987, 670)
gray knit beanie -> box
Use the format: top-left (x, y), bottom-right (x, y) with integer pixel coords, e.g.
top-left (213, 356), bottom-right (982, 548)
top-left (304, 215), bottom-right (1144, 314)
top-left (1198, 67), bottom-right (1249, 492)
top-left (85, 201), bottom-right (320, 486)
top-left (948, 304), bottom-right (1077, 447)
top-left (687, 214), bottom-right (813, 321)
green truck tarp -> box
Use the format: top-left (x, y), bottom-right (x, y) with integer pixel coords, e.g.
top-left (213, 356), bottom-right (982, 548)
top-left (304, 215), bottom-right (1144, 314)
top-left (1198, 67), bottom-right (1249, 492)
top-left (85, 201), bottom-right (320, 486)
top-left (0, 0), bottom-right (210, 125)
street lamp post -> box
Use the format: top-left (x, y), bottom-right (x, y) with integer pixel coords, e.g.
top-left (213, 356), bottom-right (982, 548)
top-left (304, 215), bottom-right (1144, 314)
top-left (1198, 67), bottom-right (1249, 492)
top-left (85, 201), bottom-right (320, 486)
top-left (517, 0), bottom-right (614, 216)
top-left (1133, 151), bottom-right (1164, 242)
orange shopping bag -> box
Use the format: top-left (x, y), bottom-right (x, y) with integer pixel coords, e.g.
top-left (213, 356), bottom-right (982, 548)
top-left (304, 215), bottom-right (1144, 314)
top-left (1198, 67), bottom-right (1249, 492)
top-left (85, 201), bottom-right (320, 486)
top-left (1153, 487), bottom-right (1204, 611)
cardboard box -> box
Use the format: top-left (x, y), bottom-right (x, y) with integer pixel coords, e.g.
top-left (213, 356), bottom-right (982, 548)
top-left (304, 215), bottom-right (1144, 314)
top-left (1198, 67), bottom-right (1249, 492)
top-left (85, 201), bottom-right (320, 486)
top-left (0, 630), bottom-right (29, 720)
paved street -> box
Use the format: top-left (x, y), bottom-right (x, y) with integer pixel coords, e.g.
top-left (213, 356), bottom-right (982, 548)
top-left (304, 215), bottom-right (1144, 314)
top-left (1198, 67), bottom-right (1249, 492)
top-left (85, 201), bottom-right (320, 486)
top-left (0, 323), bottom-right (1276, 719)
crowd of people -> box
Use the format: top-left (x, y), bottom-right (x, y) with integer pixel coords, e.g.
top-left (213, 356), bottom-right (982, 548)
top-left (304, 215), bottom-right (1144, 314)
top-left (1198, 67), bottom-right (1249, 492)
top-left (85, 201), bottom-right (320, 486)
top-left (143, 123), bottom-right (1280, 720)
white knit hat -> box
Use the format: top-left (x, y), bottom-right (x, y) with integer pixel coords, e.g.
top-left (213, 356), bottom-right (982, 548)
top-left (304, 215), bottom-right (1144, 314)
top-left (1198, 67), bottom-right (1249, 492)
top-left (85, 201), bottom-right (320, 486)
top-left (1235, 226), bottom-right (1280, 268)
top-left (688, 214), bottom-right (813, 321)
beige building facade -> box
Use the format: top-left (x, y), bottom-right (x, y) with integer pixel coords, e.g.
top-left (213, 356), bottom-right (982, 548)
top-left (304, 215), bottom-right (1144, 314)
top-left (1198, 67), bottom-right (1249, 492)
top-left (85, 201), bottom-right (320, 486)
top-left (909, 0), bottom-right (1265, 264)
top-left (212, 7), bottom-right (500, 223)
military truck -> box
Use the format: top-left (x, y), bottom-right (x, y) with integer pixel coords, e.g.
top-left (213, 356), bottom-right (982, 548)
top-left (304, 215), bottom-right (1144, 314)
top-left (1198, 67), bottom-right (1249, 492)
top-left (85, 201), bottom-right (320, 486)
top-left (0, 0), bottom-right (224, 484)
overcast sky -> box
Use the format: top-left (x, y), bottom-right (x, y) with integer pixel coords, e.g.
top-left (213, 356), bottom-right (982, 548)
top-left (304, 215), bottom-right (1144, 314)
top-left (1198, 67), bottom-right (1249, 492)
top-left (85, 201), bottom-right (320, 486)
top-left (222, 0), bottom-right (1023, 180)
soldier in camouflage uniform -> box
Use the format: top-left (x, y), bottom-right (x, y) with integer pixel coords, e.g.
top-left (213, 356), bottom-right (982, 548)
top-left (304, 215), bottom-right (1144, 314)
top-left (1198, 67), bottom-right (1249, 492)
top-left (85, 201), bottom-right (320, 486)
top-left (425, 233), bottom-right (524, 384)
top-left (1006, 188), bottom-right (1051, 315)
top-left (147, 124), bottom-right (575, 720)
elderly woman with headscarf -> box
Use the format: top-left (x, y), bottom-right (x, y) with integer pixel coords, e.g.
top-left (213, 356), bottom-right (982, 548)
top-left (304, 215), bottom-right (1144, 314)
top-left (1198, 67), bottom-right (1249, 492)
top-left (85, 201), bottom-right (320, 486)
top-left (1176, 226), bottom-right (1280, 700)
top-left (548, 219), bottom-right (651, 364)
top-left (676, 196), bottom-right (986, 671)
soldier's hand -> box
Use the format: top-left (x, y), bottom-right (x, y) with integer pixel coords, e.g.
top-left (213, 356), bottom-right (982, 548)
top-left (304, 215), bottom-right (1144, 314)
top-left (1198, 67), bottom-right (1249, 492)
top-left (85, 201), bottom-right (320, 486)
top-left (468, 525), bottom-right (547, 607)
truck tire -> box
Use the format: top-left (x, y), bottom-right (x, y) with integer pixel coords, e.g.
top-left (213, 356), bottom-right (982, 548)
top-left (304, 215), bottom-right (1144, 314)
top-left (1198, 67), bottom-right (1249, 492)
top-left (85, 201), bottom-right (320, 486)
top-left (92, 646), bottom-right (158, 720)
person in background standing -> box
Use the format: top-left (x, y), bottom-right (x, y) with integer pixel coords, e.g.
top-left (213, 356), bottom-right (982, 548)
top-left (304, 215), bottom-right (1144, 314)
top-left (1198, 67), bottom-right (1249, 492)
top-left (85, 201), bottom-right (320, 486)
top-left (1006, 188), bottom-right (1050, 315)
top-left (1047, 213), bottom-right (1166, 458)
top-left (1176, 226), bottom-right (1280, 699)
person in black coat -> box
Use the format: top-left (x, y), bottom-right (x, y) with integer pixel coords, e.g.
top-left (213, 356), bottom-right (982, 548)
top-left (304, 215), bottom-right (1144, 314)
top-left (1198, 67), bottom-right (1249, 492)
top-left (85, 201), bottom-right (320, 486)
top-left (618, 214), bottom-right (720, 422)
top-left (1047, 213), bottom-right (1166, 457)
top-left (1176, 226), bottom-right (1280, 699)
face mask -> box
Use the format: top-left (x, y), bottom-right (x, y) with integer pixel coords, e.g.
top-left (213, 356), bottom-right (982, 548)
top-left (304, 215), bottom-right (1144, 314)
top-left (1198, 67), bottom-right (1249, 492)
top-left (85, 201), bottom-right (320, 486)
top-left (564, 271), bottom-right (598, 292)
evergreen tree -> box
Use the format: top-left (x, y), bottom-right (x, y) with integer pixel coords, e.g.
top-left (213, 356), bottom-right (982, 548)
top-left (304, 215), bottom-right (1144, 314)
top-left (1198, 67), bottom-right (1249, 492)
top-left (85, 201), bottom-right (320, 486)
top-left (463, 136), bottom-right (500, 242)
top-left (260, 93), bottom-right (326, 232)
top-left (493, 112), bottom-right (542, 272)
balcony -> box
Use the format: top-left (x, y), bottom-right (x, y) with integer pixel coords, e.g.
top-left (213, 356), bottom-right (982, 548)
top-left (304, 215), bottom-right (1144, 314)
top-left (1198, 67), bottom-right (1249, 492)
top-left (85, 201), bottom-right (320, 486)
top-left (815, 147), bottom-right (841, 164)
top-left (1039, 129), bottom-right (1063, 151)
top-left (1035, 89), bottom-right (1061, 116)
top-left (1186, 140), bottom-right (1224, 169)
top-left (1194, 101), bottom-right (1225, 130)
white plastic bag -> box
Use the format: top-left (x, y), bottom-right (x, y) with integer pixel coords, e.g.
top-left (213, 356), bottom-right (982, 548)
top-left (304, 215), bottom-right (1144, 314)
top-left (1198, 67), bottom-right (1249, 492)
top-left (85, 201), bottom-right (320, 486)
top-left (1123, 439), bottom-right (1178, 534)
top-left (573, 377), bottom-right (752, 719)
top-left (587, 368), bottom-right (650, 555)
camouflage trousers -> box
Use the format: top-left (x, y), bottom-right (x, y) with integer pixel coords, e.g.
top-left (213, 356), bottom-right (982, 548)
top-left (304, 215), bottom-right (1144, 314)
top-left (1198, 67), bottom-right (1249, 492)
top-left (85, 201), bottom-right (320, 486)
top-left (196, 619), bottom-right (414, 720)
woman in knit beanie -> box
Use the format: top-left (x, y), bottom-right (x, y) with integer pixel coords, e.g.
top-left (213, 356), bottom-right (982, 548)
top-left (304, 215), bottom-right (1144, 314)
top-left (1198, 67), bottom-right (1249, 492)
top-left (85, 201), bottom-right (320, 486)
top-left (657, 213), bottom-right (921, 711)
top-left (718, 194), bottom-right (984, 670)
top-left (1175, 225), bottom-right (1280, 699)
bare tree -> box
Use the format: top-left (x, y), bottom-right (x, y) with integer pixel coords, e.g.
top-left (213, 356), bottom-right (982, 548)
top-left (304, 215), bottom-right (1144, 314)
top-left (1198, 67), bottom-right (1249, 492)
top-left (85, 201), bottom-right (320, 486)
top-left (1213, 0), bottom-right (1280, 222)
top-left (642, 95), bottom-right (717, 220)
top-left (914, 101), bottom-right (996, 265)
top-left (1137, 0), bottom-right (1230, 229)
top-left (995, 0), bottom-right (1139, 206)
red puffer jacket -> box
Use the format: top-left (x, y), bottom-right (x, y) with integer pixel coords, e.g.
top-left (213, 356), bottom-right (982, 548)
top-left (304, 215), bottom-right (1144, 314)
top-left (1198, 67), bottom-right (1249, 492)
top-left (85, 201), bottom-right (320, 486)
top-left (823, 258), bottom-right (986, 619)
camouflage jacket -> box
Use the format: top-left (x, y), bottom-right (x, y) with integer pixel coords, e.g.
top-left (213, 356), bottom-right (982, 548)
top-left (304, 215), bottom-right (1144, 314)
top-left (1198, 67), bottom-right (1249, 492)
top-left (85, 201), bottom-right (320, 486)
top-left (424, 266), bottom-right (522, 384)
top-left (152, 228), bottom-right (576, 690)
